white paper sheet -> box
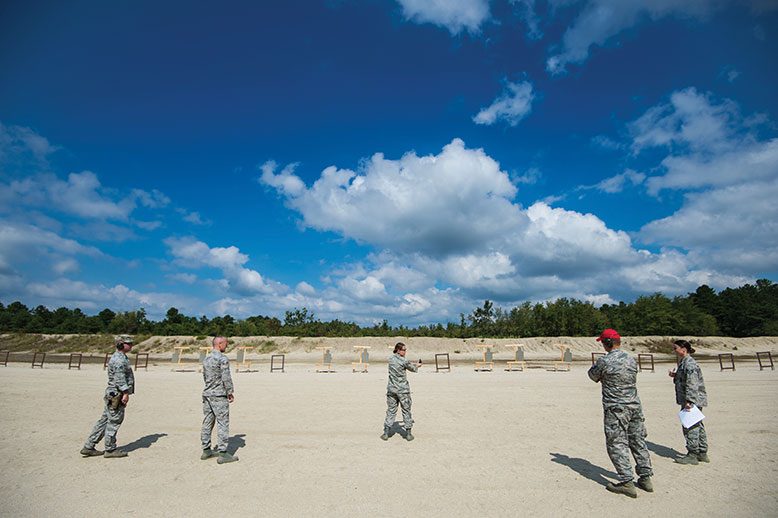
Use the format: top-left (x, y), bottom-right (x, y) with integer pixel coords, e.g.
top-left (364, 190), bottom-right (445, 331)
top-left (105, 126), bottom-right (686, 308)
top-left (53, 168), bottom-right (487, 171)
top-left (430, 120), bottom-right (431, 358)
top-left (678, 405), bottom-right (705, 428)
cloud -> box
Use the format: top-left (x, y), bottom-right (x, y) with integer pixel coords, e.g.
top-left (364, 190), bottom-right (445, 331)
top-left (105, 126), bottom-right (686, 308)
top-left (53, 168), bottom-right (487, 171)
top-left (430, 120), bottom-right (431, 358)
top-left (260, 139), bottom-right (524, 256)
top-left (640, 178), bottom-right (778, 271)
top-left (0, 220), bottom-right (100, 268)
top-left (69, 221), bottom-right (142, 242)
top-left (629, 88), bottom-right (778, 276)
top-left (546, 0), bottom-right (721, 74)
top-left (473, 81), bottom-right (535, 127)
top-left (132, 188), bottom-right (171, 209)
top-left (628, 87), bottom-right (746, 155)
top-left (0, 171), bottom-right (135, 220)
top-left (595, 169), bottom-right (646, 193)
top-left (256, 136), bottom-right (749, 323)
top-left (395, 0), bottom-right (491, 34)
top-left (510, 0), bottom-right (543, 39)
top-left (22, 278), bottom-right (194, 316)
top-left (258, 160), bottom-right (306, 197)
top-left (175, 208), bottom-right (210, 226)
top-left (167, 272), bottom-right (198, 284)
top-left (165, 236), bottom-right (287, 296)
top-left (514, 167), bottom-right (542, 185)
top-left (626, 88), bottom-right (778, 195)
top-left (0, 121), bottom-right (59, 166)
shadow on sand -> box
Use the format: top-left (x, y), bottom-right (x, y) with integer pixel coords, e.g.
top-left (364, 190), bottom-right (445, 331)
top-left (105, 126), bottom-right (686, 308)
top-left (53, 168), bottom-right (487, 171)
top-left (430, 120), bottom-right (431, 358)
top-left (227, 434), bottom-right (246, 455)
top-left (385, 422), bottom-right (412, 440)
top-left (549, 452), bottom-right (617, 487)
top-left (646, 440), bottom-right (682, 460)
top-left (123, 433), bottom-right (168, 452)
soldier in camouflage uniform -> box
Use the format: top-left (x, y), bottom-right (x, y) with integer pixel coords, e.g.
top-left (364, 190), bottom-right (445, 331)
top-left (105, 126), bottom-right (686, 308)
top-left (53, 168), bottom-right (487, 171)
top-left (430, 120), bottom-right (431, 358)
top-left (669, 339), bottom-right (709, 465)
top-left (588, 329), bottom-right (653, 498)
top-left (200, 336), bottom-right (238, 464)
top-left (381, 342), bottom-right (421, 442)
top-left (80, 335), bottom-right (135, 458)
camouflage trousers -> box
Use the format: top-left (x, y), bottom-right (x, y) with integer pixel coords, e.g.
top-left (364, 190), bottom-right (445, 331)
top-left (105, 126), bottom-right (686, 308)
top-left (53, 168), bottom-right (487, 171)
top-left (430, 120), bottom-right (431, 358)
top-left (84, 397), bottom-right (126, 451)
top-left (681, 410), bottom-right (708, 454)
top-left (603, 405), bottom-right (653, 482)
top-left (201, 396), bottom-right (230, 452)
top-left (385, 392), bottom-right (413, 430)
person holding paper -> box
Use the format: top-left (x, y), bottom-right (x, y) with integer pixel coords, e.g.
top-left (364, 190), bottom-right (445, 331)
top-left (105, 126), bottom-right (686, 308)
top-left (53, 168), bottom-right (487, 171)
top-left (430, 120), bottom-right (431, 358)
top-left (588, 329), bottom-right (654, 498)
top-left (669, 339), bottom-right (709, 465)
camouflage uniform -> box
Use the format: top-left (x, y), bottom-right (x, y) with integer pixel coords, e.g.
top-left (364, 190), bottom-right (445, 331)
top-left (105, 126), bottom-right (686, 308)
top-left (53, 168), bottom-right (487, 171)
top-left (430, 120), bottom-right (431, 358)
top-left (384, 353), bottom-right (418, 431)
top-left (201, 349), bottom-right (234, 453)
top-left (588, 349), bottom-right (653, 483)
top-left (84, 350), bottom-right (135, 452)
top-left (674, 354), bottom-right (708, 455)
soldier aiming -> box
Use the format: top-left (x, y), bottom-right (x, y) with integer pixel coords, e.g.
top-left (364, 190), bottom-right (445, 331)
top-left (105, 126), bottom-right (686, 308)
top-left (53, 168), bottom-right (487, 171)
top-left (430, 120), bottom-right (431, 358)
top-left (588, 329), bottom-right (653, 498)
top-left (381, 342), bottom-right (421, 441)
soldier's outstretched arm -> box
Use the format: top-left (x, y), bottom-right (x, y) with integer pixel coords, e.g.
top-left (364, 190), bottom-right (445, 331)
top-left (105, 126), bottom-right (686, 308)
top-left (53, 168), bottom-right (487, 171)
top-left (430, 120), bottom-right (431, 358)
top-left (587, 360), bottom-right (603, 383)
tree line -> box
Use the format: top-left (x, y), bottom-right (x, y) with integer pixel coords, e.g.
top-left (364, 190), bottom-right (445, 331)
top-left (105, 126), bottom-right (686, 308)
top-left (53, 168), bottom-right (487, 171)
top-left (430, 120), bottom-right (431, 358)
top-left (1, 279), bottom-right (776, 338)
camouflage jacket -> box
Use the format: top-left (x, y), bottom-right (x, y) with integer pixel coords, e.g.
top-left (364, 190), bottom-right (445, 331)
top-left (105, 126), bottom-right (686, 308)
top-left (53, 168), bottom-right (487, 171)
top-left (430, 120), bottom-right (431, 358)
top-left (387, 353), bottom-right (418, 394)
top-left (202, 349), bottom-right (234, 397)
top-left (587, 349), bottom-right (641, 408)
top-left (106, 351), bottom-right (134, 395)
top-left (674, 354), bottom-right (708, 408)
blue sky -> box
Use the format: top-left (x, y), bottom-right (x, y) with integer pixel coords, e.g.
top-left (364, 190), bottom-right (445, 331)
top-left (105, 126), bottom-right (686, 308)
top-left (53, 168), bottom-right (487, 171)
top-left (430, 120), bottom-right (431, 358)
top-left (1, 0), bottom-right (777, 325)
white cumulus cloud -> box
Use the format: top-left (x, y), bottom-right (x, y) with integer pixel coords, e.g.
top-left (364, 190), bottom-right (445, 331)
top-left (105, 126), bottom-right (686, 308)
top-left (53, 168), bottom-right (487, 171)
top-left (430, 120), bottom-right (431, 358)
top-left (396, 0), bottom-right (491, 34)
top-left (473, 81), bottom-right (535, 127)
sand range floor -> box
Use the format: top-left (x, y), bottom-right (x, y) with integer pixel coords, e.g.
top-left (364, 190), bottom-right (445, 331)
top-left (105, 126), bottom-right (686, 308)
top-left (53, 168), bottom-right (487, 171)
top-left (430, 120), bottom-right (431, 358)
top-left (0, 362), bottom-right (776, 517)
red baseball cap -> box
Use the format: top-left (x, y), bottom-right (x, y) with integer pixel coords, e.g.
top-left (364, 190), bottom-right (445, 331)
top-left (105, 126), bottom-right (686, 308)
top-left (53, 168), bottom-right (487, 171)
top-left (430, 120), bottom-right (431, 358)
top-left (596, 328), bottom-right (620, 341)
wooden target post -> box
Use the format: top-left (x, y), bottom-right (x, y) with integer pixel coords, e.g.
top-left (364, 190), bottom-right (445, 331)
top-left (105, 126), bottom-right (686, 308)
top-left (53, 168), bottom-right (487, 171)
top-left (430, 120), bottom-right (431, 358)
top-left (552, 345), bottom-right (572, 371)
top-left (31, 352), bottom-right (46, 369)
top-left (103, 352), bottom-right (111, 369)
top-left (718, 353), bottom-right (735, 371)
top-left (0, 350), bottom-right (9, 367)
top-left (435, 353), bottom-right (451, 372)
top-left (505, 344), bottom-right (525, 371)
top-left (352, 346), bottom-right (370, 373)
top-left (68, 353), bottom-right (83, 370)
top-left (756, 351), bottom-right (774, 371)
top-left (591, 352), bottom-right (605, 365)
top-left (270, 354), bottom-right (285, 373)
top-left (638, 353), bottom-right (655, 372)
top-left (235, 346), bottom-right (257, 373)
top-left (316, 346), bottom-right (334, 373)
top-left (171, 346), bottom-right (195, 372)
top-left (135, 352), bottom-right (150, 370)
top-left (474, 345), bottom-right (494, 371)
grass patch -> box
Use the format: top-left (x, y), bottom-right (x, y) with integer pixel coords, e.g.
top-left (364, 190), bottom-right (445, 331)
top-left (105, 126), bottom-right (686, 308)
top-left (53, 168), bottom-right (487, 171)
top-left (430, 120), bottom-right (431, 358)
top-left (643, 338), bottom-right (675, 355)
top-left (255, 340), bottom-right (278, 354)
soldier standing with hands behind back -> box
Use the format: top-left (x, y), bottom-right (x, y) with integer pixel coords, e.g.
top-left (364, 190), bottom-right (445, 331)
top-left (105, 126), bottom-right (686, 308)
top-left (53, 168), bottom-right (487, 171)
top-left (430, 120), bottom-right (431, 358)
top-left (381, 342), bottom-right (421, 441)
top-left (80, 335), bottom-right (135, 458)
top-left (200, 336), bottom-right (238, 464)
top-left (588, 329), bottom-right (654, 498)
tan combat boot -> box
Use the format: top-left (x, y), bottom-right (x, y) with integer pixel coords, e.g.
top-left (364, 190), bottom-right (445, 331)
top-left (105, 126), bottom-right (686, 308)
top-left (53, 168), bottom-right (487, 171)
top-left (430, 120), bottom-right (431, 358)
top-left (606, 481), bottom-right (637, 498)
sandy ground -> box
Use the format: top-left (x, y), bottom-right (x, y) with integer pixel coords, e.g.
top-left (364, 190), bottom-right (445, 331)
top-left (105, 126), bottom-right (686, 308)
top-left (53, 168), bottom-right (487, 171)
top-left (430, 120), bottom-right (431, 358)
top-left (0, 358), bottom-right (776, 517)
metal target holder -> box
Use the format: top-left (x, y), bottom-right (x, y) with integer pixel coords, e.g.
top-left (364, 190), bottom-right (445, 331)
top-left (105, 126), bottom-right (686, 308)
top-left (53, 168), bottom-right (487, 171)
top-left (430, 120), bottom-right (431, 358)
top-left (31, 352), bottom-right (46, 369)
top-left (718, 353), bottom-right (735, 371)
top-left (756, 351), bottom-right (774, 371)
top-left (435, 353), bottom-right (450, 372)
top-left (68, 353), bottom-right (83, 370)
top-left (638, 353), bottom-right (655, 372)
top-left (270, 354), bottom-right (285, 373)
